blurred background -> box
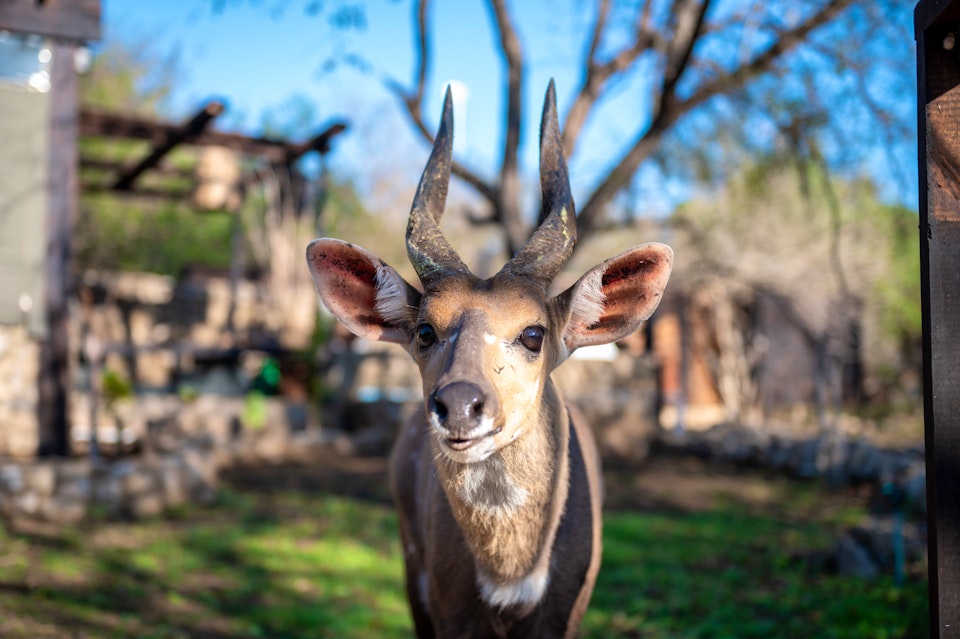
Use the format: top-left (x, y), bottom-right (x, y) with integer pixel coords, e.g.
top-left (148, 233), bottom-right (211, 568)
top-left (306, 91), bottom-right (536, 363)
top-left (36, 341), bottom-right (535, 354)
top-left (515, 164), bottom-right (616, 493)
top-left (0, 1), bottom-right (929, 637)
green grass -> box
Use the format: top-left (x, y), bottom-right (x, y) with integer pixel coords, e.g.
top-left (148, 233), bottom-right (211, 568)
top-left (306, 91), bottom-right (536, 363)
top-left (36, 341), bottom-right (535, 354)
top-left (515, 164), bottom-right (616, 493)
top-left (584, 509), bottom-right (926, 638)
top-left (0, 468), bottom-right (928, 638)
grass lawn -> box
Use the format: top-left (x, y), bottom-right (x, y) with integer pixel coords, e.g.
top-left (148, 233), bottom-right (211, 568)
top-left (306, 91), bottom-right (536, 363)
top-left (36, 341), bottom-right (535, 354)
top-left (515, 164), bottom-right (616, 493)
top-left (0, 457), bottom-right (927, 638)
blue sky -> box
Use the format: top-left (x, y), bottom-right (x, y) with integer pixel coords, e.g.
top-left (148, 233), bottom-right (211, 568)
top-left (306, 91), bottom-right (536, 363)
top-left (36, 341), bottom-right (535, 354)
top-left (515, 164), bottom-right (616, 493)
top-left (104, 2), bottom-right (585, 174)
top-left (100, 1), bottom-right (918, 215)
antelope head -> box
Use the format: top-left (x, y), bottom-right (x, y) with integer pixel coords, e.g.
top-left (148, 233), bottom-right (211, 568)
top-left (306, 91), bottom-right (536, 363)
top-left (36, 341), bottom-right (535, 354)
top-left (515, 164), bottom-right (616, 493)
top-left (306, 82), bottom-right (673, 465)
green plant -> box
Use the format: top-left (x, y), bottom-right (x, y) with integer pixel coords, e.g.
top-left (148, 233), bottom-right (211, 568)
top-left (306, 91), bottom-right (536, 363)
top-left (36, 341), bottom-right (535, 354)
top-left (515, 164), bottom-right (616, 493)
top-left (100, 369), bottom-right (133, 407)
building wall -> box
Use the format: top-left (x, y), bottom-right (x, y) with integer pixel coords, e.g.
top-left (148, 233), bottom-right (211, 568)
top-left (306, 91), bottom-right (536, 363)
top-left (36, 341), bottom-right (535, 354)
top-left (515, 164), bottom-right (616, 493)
top-left (0, 83), bottom-right (49, 337)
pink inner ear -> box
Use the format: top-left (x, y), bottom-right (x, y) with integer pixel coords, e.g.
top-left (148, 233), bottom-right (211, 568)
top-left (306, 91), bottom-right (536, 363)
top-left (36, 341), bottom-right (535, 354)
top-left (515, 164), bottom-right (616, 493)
top-left (597, 253), bottom-right (665, 324)
top-left (563, 243), bottom-right (673, 351)
top-left (307, 239), bottom-right (409, 343)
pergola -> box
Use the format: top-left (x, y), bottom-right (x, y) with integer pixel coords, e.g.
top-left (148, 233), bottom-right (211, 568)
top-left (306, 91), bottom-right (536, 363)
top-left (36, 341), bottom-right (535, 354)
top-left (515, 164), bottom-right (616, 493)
top-left (78, 101), bottom-right (346, 200)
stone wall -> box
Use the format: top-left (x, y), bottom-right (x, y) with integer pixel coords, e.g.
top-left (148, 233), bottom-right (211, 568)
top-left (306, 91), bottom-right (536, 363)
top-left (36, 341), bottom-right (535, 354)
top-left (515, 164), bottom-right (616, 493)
top-left (0, 395), bottom-right (326, 525)
top-left (0, 325), bottom-right (40, 457)
top-left (0, 267), bottom-right (320, 459)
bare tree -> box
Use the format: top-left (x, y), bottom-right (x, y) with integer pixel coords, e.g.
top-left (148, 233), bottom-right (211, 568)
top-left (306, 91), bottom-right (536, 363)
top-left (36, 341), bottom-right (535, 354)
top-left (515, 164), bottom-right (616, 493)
top-left (382, 0), bottom-right (908, 254)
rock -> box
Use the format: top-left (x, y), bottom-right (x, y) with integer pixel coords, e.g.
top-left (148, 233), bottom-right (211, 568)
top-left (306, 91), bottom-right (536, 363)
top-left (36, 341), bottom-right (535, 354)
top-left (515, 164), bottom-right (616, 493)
top-left (834, 532), bottom-right (882, 578)
top-left (159, 459), bottom-right (188, 506)
top-left (0, 464), bottom-right (24, 493)
top-left (13, 491), bottom-right (40, 517)
top-left (120, 467), bottom-right (156, 496)
top-left (92, 473), bottom-right (123, 515)
top-left (40, 494), bottom-right (87, 524)
top-left (25, 464), bottom-right (57, 496)
top-left (832, 515), bottom-right (926, 580)
top-left (129, 492), bottom-right (165, 518)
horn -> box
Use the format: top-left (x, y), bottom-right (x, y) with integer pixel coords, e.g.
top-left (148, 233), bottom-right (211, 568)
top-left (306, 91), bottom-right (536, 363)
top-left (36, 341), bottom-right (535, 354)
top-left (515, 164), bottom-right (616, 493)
top-left (406, 86), bottom-right (470, 286)
top-left (502, 79), bottom-right (577, 288)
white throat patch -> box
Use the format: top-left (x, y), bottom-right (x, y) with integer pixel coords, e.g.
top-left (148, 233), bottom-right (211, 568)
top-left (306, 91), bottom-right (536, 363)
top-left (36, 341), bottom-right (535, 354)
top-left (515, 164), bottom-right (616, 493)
top-left (457, 454), bottom-right (529, 515)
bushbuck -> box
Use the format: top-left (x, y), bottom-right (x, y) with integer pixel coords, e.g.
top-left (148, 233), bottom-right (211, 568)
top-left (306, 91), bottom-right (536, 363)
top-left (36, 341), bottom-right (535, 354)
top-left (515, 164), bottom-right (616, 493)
top-left (306, 81), bottom-right (673, 638)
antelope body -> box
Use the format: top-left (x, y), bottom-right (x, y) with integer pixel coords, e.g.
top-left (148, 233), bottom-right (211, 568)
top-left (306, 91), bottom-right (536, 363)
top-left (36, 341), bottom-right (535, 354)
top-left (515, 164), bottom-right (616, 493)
top-left (307, 82), bottom-right (672, 638)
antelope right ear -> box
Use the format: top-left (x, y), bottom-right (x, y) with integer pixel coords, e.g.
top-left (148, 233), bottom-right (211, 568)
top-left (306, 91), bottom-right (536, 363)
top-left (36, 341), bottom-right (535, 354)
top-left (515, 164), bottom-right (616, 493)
top-left (306, 239), bottom-right (421, 345)
top-left (557, 243), bottom-right (673, 355)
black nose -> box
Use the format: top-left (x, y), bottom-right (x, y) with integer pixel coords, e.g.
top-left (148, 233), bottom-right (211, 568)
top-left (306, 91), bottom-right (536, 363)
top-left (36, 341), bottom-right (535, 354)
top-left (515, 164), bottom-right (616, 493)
top-left (430, 381), bottom-right (487, 431)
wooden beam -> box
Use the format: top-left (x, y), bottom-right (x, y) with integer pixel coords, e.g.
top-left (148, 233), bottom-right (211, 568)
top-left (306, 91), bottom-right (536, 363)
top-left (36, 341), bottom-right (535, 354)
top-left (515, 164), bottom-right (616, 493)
top-left (916, 0), bottom-right (960, 635)
top-left (80, 109), bottom-right (290, 163)
top-left (81, 183), bottom-right (194, 202)
top-left (0, 0), bottom-right (101, 42)
top-left (80, 156), bottom-right (195, 179)
top-left (113, 101), bottom-right (225, 191)
top-left (80, 109), bottom-right (348, 165)
top-left (286, 122), bottom-right (349, 161)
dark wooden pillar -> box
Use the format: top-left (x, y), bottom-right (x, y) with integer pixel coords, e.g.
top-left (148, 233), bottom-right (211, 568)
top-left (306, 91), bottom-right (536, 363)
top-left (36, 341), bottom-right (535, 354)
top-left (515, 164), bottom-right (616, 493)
top-left (37, 43), bottom-right (78, 457)
top-left (916, 0), bottom-right (960, 635)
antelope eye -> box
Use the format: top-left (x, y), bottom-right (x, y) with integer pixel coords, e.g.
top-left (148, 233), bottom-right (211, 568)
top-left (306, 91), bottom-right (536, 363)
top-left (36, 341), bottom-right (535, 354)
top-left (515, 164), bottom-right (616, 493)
top-left (416, 323), bottom-right (437, 347)
top-left (519, 326), bottom-right (545, 353)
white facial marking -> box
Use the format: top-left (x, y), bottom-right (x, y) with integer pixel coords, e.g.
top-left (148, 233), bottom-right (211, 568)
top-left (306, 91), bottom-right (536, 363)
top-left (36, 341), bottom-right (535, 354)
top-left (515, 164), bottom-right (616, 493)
top-left (430, 412), bottom-right (500, 464)
top-left (484, 332), bottom-right (497, 345)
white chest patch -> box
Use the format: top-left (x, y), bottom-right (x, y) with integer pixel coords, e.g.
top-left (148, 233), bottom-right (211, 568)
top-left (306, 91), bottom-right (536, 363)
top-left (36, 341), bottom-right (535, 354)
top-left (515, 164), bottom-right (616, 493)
top-left (477, 565), bottom-right (550, 610)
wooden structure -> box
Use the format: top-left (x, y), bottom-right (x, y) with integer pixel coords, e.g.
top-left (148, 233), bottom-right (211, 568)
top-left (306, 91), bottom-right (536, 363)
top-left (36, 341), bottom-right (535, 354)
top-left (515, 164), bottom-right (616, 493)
top-left (79, 103), bottom-right (347, 199)
top-left (0, 0), bottom-right (102, 457)
top-left (0, 0), bottom-right (100, 42)
top-left (916, 0), bottom-right (960, 635)
top-left (0, 0), bottom-right (347, 458)
top-left (77, 104), bottom-right (348, 391)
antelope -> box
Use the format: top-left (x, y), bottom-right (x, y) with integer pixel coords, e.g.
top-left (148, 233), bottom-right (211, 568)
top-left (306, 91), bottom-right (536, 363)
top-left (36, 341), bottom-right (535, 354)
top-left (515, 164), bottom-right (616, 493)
top-left (306, 81), bottom-right (673, 638)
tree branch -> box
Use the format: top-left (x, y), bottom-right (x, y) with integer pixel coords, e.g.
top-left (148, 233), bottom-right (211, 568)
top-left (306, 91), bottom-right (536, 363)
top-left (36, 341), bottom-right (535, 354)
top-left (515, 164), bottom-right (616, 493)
top-left (577, 0), bottom-right (856, 236)
top-left (657, 0), bottom-right (712, 115)
top-left (563, 1), bottom-right (659, 157)
top-left (387, 0), bottom-right (500, 210)
top-left (487, 0), bottom-right (526, 252)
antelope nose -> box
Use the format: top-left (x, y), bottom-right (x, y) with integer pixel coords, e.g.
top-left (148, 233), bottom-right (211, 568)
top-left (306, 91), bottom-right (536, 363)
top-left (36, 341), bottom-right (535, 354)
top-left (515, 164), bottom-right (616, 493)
top-left (430, 381), bottom-right (487, 431)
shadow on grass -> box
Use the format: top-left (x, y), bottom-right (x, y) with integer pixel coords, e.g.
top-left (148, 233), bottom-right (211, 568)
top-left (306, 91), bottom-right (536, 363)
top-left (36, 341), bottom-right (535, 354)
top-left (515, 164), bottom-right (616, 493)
top-left (0, 486), bottom-right (411, 639)
top-left (0, 457), bottom-right (929, 639)
top-left (583, 506), bottom-right (928, 639)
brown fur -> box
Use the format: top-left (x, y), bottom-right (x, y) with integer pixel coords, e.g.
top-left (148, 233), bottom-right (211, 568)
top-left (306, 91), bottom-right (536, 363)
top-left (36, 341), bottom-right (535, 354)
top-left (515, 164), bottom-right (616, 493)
top-left (307, 242), bottom-right (671, 637)
top-left (306, 77), bottom-right (671, 639)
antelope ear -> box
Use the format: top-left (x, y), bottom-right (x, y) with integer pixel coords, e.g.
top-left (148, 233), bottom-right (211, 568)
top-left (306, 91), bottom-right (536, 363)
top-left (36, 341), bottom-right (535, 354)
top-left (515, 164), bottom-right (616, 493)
top-left (557, 243), bottom-right (673, 354)
top-left (306, 239), bottom-right (420, 345)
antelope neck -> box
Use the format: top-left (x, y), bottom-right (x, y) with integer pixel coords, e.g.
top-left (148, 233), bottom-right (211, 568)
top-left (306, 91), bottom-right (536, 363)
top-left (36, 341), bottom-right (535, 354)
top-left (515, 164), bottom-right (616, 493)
top-left (434, 382), bottom-right (571, 593)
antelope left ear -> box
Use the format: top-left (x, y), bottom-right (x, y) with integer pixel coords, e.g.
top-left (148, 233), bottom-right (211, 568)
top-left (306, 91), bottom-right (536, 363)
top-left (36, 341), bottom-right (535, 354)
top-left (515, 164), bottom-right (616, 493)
top-left (306, 238), bottom-right (421, 345)
top-left (557, 243), bottom-right (673, 354)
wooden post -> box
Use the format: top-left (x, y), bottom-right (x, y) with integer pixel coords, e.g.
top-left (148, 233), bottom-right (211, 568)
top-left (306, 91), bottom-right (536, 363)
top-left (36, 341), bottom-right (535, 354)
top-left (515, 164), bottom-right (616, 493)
top-left (916, 0), bottom-right (960, 635)
top-left (37, 43), bottom-right (78, 456)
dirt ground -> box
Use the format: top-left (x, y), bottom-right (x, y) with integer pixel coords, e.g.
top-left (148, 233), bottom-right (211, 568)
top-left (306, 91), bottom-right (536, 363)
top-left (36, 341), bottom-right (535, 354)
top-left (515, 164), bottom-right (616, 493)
top-left (220, 449), bottom-right (870, 515)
